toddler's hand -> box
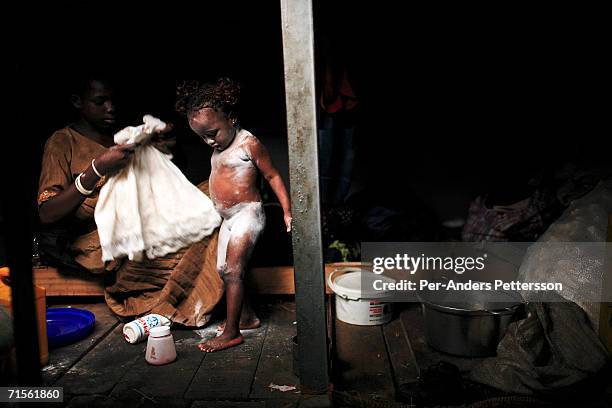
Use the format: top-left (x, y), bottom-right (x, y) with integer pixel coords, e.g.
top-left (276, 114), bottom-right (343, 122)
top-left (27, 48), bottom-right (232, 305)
top-left (284, 213), bottom-right (292, 233)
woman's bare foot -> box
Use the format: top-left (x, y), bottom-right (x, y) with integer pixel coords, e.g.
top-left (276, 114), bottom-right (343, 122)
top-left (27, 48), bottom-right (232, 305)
top-left (216, 316), bottom-right (261, 332)
top-left (198, 333), bottom-right (244, 352)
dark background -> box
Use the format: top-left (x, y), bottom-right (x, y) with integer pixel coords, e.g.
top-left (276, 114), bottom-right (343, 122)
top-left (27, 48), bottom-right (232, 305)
top-left (0, 1), bottom-right (607, 386)
top-left (3, 1), bottom-right (609, 262)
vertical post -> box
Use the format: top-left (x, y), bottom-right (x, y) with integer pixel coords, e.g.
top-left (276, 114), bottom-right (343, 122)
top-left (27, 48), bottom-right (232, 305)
top-left (2, 75), bottom-right (42, 385)
top-left (280, 0), bottom-right (329, 394)
top-left (600, 214), bottom-right (612, 352)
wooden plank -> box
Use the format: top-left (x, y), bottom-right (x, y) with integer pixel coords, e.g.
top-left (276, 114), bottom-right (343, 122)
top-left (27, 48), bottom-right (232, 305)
top-left (37, 265), bottom-right (298, 297)
top-left (110, 329), bottom-right (205, 399)
top-left (192, 402), bottom-right (266, 408)
top-left (34, 262), bottom-right (365, 296)
top-left (400, 304), bottom-right (485, 374)
top-left (382, 317), bottom-right (419, 388)
top-left (250, 263), bottom-right (363, 295)
top-left (267, 399), bottom-right (334, 408)
top-left (55, 323), bottom-right (145, 394)
top-left (43, 303), bottom-right (119, 385)
top-left (248, 266), bottom-right (296, 295)
top-left (333, 319), bottom-right (395, 402)
top-left (264, 400), bottom-right (299, 408)
top-left (185, 310), bottom-right (270, 400)
top-left (297, 395), bottom-right (331, 407)
top-left (66, 394), bottom-right (189, 408)
top-left (34, 266), bottom-right (104, 296)
top-left (250, 302), bottom-right (299, 399)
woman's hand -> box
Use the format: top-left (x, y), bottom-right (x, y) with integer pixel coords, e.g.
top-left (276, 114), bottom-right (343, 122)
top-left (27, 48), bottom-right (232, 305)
top-left (94, 143), bottom-right (139, 176)
top-left (150, 123), bottom-right (176, 154)
top-left (284, 212), bottom-right (293, 233)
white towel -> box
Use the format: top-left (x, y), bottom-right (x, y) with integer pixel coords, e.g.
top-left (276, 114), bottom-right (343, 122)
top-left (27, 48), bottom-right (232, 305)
top-left (95, 115), bottom-right (221, 262)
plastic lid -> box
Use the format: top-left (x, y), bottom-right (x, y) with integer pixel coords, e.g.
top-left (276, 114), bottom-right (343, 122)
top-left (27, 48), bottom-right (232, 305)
top-left (123, 326), bottom-right (138, 343)
top-left (418, 284), bottom-right (523, 314)
top-left (150, 326), bottom-right (171, 337)
top-left (331, 270), bottom-right (396, 300)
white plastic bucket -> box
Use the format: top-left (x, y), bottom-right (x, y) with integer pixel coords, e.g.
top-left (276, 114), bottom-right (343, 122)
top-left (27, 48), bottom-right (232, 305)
top-left (327, 267), bottom-right (396, 325)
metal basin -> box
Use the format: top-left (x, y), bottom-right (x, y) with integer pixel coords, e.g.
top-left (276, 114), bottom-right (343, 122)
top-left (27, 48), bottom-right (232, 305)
top-left (418, 285), bottom-right (523, 357)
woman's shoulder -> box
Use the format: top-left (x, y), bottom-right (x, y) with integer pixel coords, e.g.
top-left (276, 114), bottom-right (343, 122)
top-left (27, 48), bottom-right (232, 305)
top-left (45, 126), bottom-right (77, 149)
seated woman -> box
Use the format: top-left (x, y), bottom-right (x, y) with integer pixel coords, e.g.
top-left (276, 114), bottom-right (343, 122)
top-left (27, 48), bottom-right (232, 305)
top-left (37, 79), bottom-right (223, 326)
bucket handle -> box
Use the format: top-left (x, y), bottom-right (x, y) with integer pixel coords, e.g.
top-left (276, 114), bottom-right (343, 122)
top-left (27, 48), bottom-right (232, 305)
top-left (327, 267), bottom-right (363, 300)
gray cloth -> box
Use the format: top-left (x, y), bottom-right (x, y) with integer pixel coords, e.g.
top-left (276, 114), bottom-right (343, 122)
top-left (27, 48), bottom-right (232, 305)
top-left (469, 179), bottom-right (612, 401)
top-left (469, 294), bottom-right (611, 399)
top-left (517, 179), bottom-right (612, 329)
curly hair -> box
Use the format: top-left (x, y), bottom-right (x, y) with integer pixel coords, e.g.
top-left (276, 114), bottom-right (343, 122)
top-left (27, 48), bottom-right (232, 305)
top-left (175, 77), bottom-right (241, 116)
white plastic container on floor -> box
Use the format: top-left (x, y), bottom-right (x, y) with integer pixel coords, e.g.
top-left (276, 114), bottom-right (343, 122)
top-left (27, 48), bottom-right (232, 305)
top-left (145, 326), bottom-right (177, 365)
top-left (327, 267), bottom-right (396, 325)
top-left (123, 314), bottom-right (171, 344)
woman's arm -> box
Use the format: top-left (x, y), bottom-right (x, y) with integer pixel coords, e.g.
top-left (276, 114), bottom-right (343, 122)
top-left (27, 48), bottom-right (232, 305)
top-left (249, 138), bottom-right (292, 232)
top-left (39, 144), bottom-right (138, 224)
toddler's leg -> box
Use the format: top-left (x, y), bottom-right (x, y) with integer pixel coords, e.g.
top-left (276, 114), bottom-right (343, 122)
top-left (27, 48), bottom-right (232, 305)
top-left (214, 218), bottom-right (260, 331)
top-left (199, 204), bottom-right (264, 352)
top-left (216, 288), bottom-right (261, 331)
top-left (216, 219), bottom-right (231, 276)
top-left (215, 215), bottom-right (260, 332)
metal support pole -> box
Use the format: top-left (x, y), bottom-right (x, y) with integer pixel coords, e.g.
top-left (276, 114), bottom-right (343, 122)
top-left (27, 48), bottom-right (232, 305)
top-left (280, 0), bottom-right (329, 394)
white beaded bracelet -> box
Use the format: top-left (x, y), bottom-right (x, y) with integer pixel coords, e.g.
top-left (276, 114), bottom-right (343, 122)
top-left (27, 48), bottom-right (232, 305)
top-left (91, 159), bottom-right (104, 178)
top-left (75, 173), bottom-right (94, 196)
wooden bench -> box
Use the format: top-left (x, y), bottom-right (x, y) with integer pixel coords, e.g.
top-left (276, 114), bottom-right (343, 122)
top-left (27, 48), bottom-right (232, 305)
top-left (33, 262), bottom-right (364, 296)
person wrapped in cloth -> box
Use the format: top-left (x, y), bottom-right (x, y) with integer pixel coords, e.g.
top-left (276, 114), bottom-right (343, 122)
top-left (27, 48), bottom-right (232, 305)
top-left (37, 79), bottom-right (224, 327)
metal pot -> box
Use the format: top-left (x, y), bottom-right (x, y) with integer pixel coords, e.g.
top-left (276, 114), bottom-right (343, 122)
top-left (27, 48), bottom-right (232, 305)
top-left (418, 285), bottom-right (523, 357)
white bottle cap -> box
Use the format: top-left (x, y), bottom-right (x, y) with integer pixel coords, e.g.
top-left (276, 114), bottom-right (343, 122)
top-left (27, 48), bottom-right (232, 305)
top-left (123, 325), bottom-right (139, 343)
top-left (150, 326), bottom-right (171, 338)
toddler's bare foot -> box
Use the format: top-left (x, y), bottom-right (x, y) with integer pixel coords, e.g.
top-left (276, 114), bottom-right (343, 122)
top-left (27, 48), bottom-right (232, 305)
top-left (198, 333), bottom-right (244, 352)
top-left (216, 316), bottom-right (261, 332)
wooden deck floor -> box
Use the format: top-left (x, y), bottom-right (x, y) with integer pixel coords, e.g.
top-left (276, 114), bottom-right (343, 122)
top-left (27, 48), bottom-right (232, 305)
top-left (44, 299), bottom-right (328, 408)
top-left (41, 298), bottom-right (485, 407)
top-left (40, 300), bottom-right (612, 408)
top-left (332, 303), bottom-right (486, 407)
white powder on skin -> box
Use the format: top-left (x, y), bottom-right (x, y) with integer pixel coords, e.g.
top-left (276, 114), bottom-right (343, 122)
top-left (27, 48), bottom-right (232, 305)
top-left (210, 130), bottom-right (258, 208)
top-left (207, 128), bottom-right (267, 275)
top-left (216, 202), bottom-right (266, 273)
